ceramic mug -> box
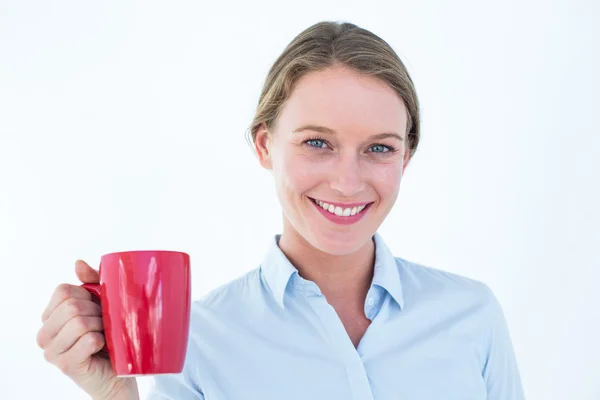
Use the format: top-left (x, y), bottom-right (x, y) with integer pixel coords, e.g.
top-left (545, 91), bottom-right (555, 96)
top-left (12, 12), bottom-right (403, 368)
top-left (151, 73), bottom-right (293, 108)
top-left (82, 250), bottom-right (191, 376)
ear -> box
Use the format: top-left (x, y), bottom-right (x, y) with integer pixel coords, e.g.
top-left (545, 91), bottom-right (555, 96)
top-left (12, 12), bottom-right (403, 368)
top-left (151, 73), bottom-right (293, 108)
top-left (254, 123), bottom-right (273, 170)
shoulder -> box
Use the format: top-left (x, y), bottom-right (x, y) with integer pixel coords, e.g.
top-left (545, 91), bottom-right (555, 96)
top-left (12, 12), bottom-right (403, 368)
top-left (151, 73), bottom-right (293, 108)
top-left (394, 256), bottom-right (498, 309)
top-left (191, 267), bottom-right (265, 313)
top-left (394, 256), bottom-right (509, 352)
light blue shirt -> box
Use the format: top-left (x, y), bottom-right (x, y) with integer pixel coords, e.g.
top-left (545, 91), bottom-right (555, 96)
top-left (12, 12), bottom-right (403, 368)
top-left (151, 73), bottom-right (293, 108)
top-left (148, 233), bottom-right (524, 399)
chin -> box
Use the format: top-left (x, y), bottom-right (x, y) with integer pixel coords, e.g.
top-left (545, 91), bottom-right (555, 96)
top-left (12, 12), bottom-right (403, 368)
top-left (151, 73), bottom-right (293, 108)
top-left (306, 228), bottom-right (372, 256)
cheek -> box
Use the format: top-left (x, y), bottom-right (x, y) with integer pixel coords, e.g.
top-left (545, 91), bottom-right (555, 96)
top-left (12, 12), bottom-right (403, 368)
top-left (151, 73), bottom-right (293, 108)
top-left (275, 152), bottom-right (320, 196)
top-left (368, 163), bottom-right (403, 199)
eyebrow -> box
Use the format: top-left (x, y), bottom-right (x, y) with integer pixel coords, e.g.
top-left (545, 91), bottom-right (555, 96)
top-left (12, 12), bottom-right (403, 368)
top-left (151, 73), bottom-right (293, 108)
top-left (293, 124), bottom-right (404, 141)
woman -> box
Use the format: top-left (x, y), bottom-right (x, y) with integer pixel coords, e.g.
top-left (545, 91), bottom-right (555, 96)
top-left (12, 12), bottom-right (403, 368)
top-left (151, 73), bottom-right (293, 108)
top-left (37, 21), bottom-right (524, 399)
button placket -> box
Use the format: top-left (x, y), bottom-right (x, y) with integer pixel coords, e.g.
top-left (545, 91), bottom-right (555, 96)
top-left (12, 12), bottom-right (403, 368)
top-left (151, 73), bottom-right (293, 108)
top-left (293, 275), bottom-right (375, 400)
top-left (306, 296), bottom-right (375, 400)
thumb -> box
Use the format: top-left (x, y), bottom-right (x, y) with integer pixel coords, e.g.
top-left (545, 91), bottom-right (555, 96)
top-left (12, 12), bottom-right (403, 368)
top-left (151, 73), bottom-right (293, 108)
top-left (75, 259), bottom-right (100, 284)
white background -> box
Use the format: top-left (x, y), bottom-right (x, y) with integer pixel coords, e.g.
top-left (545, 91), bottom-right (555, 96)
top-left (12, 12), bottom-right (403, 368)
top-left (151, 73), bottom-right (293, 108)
top-left (1, 0), bottom-right (598, 399)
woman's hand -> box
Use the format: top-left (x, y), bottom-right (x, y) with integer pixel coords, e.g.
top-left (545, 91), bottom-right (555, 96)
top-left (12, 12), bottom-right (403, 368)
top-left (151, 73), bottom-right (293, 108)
top-left (36, 260), bottom-right (139, 400)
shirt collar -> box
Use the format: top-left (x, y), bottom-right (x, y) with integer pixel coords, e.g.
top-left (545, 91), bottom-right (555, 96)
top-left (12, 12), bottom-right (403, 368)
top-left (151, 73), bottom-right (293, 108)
top-left (259, 235), bottom-right (298, 309)
top-left (371, 232), bottom-right (405, 309)
top-left (260, 232), bottom-right (404, 310)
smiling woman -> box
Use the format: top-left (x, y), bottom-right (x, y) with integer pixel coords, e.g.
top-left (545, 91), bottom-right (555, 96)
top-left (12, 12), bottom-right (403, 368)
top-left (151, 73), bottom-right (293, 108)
top-left (38, 20), bottom-right (525, 400)
top-left (253, 65), bottom-right (410, 257)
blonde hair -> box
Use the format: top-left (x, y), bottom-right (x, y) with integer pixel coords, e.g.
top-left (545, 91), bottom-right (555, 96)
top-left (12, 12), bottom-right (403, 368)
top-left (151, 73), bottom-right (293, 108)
top-left (247, 20), bottom-right (421, 160)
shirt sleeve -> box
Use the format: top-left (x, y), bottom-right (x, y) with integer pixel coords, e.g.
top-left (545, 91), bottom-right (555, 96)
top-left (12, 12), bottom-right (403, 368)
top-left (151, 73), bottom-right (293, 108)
top-left (481, 284), bottom-right (525, 399)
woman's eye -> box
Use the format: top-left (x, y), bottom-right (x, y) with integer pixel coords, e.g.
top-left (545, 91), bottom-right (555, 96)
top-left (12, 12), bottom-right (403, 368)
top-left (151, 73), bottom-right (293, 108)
top-left (306, 139), bottom-right (328, 149)
top-left (369, 144), bottom-right (391, 153)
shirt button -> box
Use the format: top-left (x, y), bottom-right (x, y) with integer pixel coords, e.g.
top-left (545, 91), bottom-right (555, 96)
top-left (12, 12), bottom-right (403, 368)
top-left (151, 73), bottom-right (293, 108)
top-left (367, 297), bottom-right (375, 306)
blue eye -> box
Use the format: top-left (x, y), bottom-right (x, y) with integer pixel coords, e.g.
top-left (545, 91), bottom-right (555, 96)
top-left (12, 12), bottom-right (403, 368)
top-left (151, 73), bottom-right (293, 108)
top-left (306, 138), bottom-right (328, 149)
top-left (369, 144), bottom-right (391, 153)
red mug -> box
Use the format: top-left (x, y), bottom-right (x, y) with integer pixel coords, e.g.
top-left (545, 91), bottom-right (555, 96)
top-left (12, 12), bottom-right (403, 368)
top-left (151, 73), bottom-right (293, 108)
top-left (82, 250), bottom-right (191, 376)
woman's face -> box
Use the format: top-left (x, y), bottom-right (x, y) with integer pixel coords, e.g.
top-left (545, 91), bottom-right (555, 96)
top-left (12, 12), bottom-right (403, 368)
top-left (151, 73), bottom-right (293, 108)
top-left (255, 66), bottom-right (410, 256)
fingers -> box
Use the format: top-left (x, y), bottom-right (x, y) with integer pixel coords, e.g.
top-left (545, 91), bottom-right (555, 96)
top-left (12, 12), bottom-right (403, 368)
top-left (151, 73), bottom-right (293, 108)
top-left (75, 260), bottom-right (100, 285)
top-left (45, 332), bottom-right (105, 376)
top-left (37, 298), bottom-right (101, 349)
top-left (43, 316), bottom-right (104, 357)
top-left (68, 332), bottom-right (106, 367)
top-left (42, 283), bottom-right (92, 323)
top-left (38, 262), bottom-right (118, 393)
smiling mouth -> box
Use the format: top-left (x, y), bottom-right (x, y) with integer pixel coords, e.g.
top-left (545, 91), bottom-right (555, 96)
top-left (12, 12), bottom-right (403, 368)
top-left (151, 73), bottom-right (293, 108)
top-left (309, 197), bottom-right (373, 217)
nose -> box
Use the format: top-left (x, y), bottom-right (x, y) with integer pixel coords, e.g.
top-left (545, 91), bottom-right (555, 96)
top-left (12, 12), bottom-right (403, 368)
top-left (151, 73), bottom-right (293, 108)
top-left (329, 153), bottom-right (365, 198)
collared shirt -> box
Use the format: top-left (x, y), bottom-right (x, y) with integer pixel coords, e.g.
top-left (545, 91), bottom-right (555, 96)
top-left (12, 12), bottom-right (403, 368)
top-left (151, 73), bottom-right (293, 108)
top-left (147, 233), bottom-right (524, 400)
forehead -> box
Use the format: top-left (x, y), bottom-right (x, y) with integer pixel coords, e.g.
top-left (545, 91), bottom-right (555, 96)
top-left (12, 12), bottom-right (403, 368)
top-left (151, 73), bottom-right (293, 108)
top-left (278, 66), bottom-right (408, 136)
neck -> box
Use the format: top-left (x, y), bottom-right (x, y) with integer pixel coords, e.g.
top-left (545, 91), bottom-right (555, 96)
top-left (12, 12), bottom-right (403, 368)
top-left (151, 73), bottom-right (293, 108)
top-left (277, 225), bottom-right (375, 305)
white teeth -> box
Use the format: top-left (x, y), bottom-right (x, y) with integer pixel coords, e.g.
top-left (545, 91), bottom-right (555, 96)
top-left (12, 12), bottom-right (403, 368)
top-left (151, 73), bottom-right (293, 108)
top-left (313, 198), bottom-right (368, 217)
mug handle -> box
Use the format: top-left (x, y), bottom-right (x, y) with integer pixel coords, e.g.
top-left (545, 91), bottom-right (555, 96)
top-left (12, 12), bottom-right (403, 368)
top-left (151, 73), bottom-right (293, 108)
top-left (80, 283), bottom-right (110, 358)
top-left (81, 283), bottom-right (101, 299)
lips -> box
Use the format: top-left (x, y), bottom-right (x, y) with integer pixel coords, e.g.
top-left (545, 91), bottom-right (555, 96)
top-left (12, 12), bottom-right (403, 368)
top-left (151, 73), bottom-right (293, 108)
top-left (310, 197), bottom-right (369, 217)
top-left (308, 196), bottom-right (373, 225)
